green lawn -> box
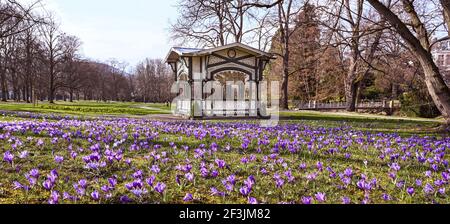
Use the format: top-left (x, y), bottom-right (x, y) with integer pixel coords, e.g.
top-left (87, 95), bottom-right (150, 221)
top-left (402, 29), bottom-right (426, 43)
top-left (0, 101), bottom-right (172, 116)
top-left (0, 101), bottom-right (445, 136)
top-left (0, 102), bottom-right (448, 204)
top-left (279, 111), bottom-right (444, 136)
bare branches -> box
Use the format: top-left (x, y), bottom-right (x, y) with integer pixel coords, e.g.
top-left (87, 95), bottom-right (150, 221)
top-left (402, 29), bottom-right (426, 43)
top-left (170, 0), bottom-right (280, 49)
top-left (239, 0), bottom-right (282, 9)
top-left (0, 0), bottom-right (45, 39)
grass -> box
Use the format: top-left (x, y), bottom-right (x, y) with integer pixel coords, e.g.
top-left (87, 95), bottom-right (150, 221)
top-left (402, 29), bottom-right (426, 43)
top-left (0, 102), bottom-right (448, 204)
top-left (279, 111), bottom-right (444, 136)
top-left (0, 101), bottom-right (172, 116)
top-left (0, 101), bottom-right (444, 136)
top-left (0, 116), bottom-right (448, 204)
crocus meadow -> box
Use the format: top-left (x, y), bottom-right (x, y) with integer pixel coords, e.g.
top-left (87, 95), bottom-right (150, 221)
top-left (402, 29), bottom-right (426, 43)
top-left (0, 114), bottom-right (449, 204)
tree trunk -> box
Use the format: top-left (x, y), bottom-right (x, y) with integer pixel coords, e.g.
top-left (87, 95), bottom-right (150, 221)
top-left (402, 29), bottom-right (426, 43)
top-left (49, 56), bottom-right (55, 103)
top-left (355, 80), bottom-right (363, 105)
top-left (49, 87), bottom-right (55, 104)
top-left (345, 59), bottom-right (358, 112)
top-left (281, 68), bottom-right (289, 110)
top-left (69, 89), bottom-right (74, 102)
top-left (367, 0), bottom-right (450, 126)
top-left (345, 81), bottom-right (358, 112)
top-left (419, 57), bottom-right (450, 125)
top-left (391, 83), bottom-right (398, 100)
top-left (0, 65), bottom-right (7, 102)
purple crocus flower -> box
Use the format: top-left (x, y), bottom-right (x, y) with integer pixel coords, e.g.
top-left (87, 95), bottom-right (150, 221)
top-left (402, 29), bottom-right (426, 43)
top-left (154, 182), bottom-right (166, 194)
top-left (27, 176), bottom-right (37, 186)
top-left (415, 179), bottom-right (423, 186)
top-left (120, 195), bottom-right (133, 204)
top-left (342, 197), bottom-right (351, 204)
top-left (442, 172), bottom-right (449, 181)
top-left (301, 196), bottom-right (312, 204)
top-left (78, 179), bottom-right (88, 189)
top-left (63, 192), bottom-right (74, 201)
top-left (396, 180), bottom-right (406, 189)
top-left (132, 170), bottom-right (143, 179)
top-left (101, 185), bottom-right (110, 192)
top-left (344, 168), bottom-right (353, 177)
top-left (13, 181), bottom-right (25, 190)
top-left (224, 183), bottom-right (234, 192)
top-left (299, 163), bottom-right (307, 170)
top-left (19, 151), bottom-right (29, 159)
top-left (382, 193), bottom-right (391, 201)
top-left (183, 193), bottom-right (193, 202)
top-left (151, 165), bottom-right (160, 174)
top-left (389, 163), bottom-right (401, 172)
top-left (108, 177), bottom-right (117, 188)
top-left (316, 161), bottom-right (323, 171)
top-left (315, 192), bottom-right (326, 202)
top-left (48, 191), bottom-right (60, 204)
top-left (29, 169), bottom-right (40, 179)
top-left (200, 167), bottom-right (209, 178)
top-left (42, 180), bottom-right (53, 190)
top-left (227, 175), bottom-right (236, 185)
top-left (146, 176), bottom-right (156, 187)
top-left (244, 175), bottom-right (256, 187)
top-left (74, 184), bottom-right (86, 196)
top-left (239, 185), bottom-right (251, 196)
top-left (407, 187), bottom-right (415, 196)
top-left (260, 168), bottom-right (268, 175)
top-left (284, 170), bottom-right (295, 183)
top-left (185, 173), bottom-right (194, 182)
top-left (36, 139), bottom-right (44, 147)
top-left (70, 151), bottom-right (78, 159)
top-left (424, 183), bottom-right (434, 194)
top-left (215, 159), bottom-right (226, 169)
top-left (91, 190), bottom-right (100, 201)
top-left (54, 155), bottom-right (64, 164)
top-left (435, 179), bottom-right (444, 187)
top-left (241, 157), bottom-right (249, 164)
top-left (248, 197), bottom-right (258, 204)
top-left (210, 170), bottom-right (219, 178)
top-left (275, 178), bottom-right (284, 189)
top-left (3, 151), bottom-right (14, 164)
top-left (210, 187), bottom-right (225, 197)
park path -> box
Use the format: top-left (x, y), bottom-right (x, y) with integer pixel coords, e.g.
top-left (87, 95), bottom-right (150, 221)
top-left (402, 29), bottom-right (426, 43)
top-left (138, 105), bottom-right (172, 112)
top-left (137, 105), bottom-right (186, 121)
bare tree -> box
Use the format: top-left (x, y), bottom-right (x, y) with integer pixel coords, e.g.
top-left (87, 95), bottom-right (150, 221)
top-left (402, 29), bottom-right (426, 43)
top-left (273, 0), bottom-right (304, 109)
top-left (170, 0), bottom-right (281, 48)
top-left (39, 16), bottom-right (64, 103)
top-left (60, 34), bottom-right (81, 102)
top-left (134, 59), bottom-right (174, 103)
top-left (0, 0), bottom-right (43, 39)
top-left (320, 0), bottom-right (390, 111)
top-left (367, 0), bottom-right (450, 126)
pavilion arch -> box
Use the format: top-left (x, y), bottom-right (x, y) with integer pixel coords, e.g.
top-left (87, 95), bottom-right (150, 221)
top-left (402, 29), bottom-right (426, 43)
top-left (165, 42), bottom-right (275, 118)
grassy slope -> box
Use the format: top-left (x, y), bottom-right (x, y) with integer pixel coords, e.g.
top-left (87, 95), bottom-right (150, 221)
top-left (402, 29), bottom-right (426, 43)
top-left (0, 115), bottom-right (447, 204)
top-left (280, 111), bottom-right (444, 136)
top-left (0, 103), bottom-right (448, 204)
top-left (0, 101), bottom-right (444, 135)
top-left (0, 101), bottom-right (172, 116)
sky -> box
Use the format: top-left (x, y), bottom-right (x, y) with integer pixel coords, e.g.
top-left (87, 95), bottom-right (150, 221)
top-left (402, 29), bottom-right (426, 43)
top-left (37, 0), bottom-right (179, 67)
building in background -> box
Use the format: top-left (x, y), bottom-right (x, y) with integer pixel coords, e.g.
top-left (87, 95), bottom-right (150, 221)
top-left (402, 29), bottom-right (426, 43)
top-left (432, 39), bottom-right (450, 85)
